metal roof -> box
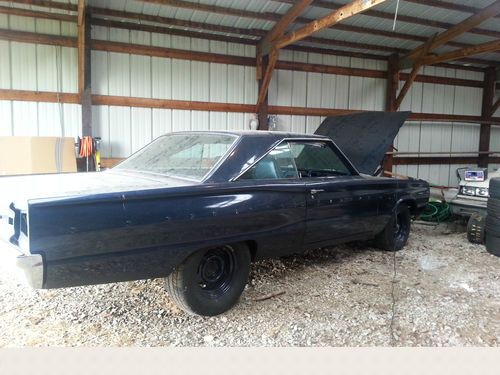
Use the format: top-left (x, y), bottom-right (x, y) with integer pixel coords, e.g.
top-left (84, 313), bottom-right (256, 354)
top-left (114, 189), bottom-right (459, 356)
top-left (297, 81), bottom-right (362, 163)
top-left (4, 0), bottom-right (500, 68)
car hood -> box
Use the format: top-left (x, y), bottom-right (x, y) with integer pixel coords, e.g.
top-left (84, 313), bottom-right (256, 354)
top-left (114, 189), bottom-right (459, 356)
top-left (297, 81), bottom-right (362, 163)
top-left (314, 111), bottom-right (411, 175)
top-left (0, 170), bottom-right (194, 212)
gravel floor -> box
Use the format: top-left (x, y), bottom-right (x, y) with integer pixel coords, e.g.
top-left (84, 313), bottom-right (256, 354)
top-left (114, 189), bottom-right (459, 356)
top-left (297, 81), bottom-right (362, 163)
top-left (1, 223), bottom-right (499, 347)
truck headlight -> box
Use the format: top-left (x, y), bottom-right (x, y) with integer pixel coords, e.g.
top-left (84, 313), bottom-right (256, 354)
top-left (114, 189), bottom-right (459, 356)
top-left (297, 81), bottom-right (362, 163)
top-left (462, 186), bottom-right (476, 196)
top-left (461, 186), bottom-right (489, 197)
top-left (476, 188), bottom-right (489, 197)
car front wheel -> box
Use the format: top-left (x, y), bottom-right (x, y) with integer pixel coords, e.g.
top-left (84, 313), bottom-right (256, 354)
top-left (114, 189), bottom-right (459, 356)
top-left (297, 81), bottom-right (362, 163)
top-left (376, 204), bottom-right (411, 251)
top-left (164, 243), bottom-right (251, 316)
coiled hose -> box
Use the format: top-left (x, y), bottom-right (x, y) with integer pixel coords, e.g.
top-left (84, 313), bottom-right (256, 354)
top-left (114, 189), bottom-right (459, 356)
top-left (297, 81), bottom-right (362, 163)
top-left (420, 201), bottom-right (451, 222)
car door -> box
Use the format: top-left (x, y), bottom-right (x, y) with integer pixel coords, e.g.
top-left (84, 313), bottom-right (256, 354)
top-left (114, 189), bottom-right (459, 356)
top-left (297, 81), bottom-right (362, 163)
top-left (288, 140), bottom-right (381, 246)
top-left (234, 142), bottom-right (307, 257)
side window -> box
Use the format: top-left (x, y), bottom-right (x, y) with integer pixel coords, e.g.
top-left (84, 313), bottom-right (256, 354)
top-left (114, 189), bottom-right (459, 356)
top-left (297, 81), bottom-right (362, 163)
top-left (290, 141), bottom-right (352, 178)
top-left (240, 143), bottom-right (299, 180)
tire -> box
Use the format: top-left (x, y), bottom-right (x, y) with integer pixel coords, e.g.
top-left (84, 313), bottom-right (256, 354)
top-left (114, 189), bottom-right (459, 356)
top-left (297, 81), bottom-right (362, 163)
top-left (485, 215), bottom-right (500, 237)
top-left (164, 243), bottom-right (251, 316)
top-left (487, 197), bottom-right (500, 218)
top-left (490, 178), bottom-right (500, 199)
top-left (376, 205), bottom-right (411, 251)
top-left (485, 234), bottom-right (500, 257)
top-left (467, 213), bottom-right (485, 244)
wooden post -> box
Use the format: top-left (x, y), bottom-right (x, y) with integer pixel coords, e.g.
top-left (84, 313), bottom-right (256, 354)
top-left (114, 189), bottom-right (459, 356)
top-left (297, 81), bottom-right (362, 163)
top-left (383, 54), bottom-right (400, 174)
top-left (78, 1), bottom-right (92, 137)
top-left (478, 67), bottom-right (496, 168)
top-left (257, 54), bottom-right (269, 130)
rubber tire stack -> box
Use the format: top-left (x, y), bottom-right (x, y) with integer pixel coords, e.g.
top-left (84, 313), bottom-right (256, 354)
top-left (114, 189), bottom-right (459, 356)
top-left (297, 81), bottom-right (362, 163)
top-left (486, 178), bottom-right (500, 256)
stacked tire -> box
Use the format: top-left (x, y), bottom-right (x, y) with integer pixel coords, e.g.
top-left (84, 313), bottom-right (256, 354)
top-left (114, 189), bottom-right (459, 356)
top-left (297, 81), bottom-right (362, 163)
top-left (486, 178), bottom-right (500, 256)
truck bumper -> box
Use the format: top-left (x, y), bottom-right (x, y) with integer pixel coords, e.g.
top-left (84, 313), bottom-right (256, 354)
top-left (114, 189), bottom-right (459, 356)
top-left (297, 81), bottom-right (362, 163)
top-left (449, 197), bottom-right (487, 217)
top-left (0, 239), bottom-right (44, 289)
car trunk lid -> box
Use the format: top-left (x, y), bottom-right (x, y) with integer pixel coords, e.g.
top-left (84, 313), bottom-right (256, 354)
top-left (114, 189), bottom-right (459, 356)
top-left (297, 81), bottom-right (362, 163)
top-left (314, 111), bottom-right (411, 175)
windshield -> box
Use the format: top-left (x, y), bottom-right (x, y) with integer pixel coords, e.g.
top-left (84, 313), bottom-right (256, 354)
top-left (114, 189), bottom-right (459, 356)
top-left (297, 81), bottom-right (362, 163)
top-left (115, 133), bottom-right (238, 181)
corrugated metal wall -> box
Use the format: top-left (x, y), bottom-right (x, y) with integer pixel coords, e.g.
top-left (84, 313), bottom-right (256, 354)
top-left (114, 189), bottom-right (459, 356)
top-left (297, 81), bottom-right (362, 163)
top-left (395, 66), bottom-right (486, 186)
top-left (0, 15), bottom-right (81, 138)
top-left (90, 26), bottom-right (257, 157)
top-left (0, 14), bottom-right (497, 186)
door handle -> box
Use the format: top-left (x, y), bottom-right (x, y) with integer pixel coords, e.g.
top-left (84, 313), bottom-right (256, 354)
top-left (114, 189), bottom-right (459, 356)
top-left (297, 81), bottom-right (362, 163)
top-left (310, 189), bottom-right (325, 195)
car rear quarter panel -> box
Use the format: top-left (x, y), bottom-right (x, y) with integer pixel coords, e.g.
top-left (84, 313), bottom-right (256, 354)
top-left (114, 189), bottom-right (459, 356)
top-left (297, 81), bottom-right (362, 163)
top-left (28, 182), bottom-right (306, 288)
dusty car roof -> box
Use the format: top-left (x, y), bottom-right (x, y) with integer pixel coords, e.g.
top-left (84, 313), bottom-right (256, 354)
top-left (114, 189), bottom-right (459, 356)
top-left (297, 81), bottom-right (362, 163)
top-left (172, 130), bottom-right (327, 139)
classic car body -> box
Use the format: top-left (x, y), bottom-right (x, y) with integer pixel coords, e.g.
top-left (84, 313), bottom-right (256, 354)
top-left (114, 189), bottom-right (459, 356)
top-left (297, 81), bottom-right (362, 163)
top-left (0, 129), bottom-right (429, 315)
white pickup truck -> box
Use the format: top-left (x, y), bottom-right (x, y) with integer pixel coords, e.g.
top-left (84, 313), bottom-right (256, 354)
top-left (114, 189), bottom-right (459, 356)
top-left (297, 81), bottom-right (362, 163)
top-left (449, 167), bottom-right (500, 243)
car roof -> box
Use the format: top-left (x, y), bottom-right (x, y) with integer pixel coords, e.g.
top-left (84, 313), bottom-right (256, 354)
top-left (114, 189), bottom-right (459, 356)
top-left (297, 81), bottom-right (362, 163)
top-left (170, 130), bottom-right (327, 140)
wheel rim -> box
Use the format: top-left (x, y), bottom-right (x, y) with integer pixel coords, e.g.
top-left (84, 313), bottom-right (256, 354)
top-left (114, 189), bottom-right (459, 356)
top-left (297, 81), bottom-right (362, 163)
top-left (393, 212), bottom-right (409, 245)
top-left (197, 246), bottom-right (236, 298)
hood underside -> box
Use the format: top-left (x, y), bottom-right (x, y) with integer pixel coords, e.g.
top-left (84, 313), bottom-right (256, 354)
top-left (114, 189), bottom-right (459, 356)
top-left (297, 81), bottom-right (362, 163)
top-left (314, 111), bottom-right (411, 175)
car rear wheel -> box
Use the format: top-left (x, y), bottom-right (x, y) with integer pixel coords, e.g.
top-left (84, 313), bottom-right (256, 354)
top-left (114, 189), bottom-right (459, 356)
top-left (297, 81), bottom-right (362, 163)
top-left (164, 244), bottom-right (251, 316)
top-left (376, 205), bottom-right (411, 251)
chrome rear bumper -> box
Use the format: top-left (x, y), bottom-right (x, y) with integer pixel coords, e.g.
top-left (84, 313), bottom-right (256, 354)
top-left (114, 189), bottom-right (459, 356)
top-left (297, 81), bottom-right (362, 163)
top-left (0, 238), bottom-right (44, 289)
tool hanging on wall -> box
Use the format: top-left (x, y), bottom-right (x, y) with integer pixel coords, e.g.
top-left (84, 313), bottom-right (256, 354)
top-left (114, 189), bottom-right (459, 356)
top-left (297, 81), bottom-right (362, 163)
top-left (94, 137), bottom-right (101, 172)
top-left (78, 136), bottom-right (93, 172)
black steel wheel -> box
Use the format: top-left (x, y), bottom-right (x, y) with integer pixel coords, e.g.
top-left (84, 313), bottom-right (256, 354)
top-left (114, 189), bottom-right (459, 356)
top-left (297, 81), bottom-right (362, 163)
top-left (467, 213), bottom-right (485, 244)
top-left (164, 244), bottom-right (251, 316)
top-left (376, 205), bottom-right (411, 251)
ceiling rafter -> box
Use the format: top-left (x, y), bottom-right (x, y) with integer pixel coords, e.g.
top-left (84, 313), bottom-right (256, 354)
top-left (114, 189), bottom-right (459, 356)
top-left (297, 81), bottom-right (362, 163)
top-left (422, 39), bottom-right (500, 66)
top-left (405, 0), bottom-right (500, 19)
top-left (279, 0), bottom-right (500, 39)
top-left (0, 0), bottom-right (498, 68)
top-left (138, 0), bottom-right (495, 52)
top-left (404, 0), bottom-right (500, 63)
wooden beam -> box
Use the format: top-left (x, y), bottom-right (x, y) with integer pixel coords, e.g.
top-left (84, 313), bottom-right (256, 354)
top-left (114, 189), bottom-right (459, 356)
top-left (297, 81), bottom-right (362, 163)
top-left (3, 88), bottom-right (500, 126)
top-left (479, 68), bottom-right (496, 167)
top-left (276, 0), bottom-right (387, 49)
top-left (0, 89), bottom-right (80, 103)
top-left (280, 0), bottom-right (500, 39)
top-left (78, 1), bottom-right (92, 137)
top-left (92, 39), bottom-right (254, 66)
top-left (92, 18), bottom-right (257, 47)
top-left (92, 95), bottom-right (256, 113)
top-left (258, 0), bottom-right (313, 57)
top-left (406, 1), bottom-right (500, 62)
top-left (0, 29), bottom-right (76, 47)
top-left (492, 97), bottom-right (500, 116)
top-left (0, 5), bottom-right (76, 22)
top-left (257, 48), bottom-right (278, 111)
top-left (257, 55), bottom-right (269, 130)
top-left (423, 39), bottom-right (500, 66)
top-left (0, 0), bottom-right (77, 12)
top-left (393, 156), bottom-right (500, 166)
top-left (395, 34), bottom-right (438, 110)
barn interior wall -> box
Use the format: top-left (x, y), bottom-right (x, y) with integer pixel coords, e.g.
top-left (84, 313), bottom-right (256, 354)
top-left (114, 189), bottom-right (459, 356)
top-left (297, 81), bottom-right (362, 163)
top-left (0, 14), bottom-right (496, 186)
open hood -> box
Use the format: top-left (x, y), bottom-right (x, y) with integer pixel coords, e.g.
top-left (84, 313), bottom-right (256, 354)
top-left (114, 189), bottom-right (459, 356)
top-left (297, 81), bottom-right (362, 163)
top-left (314, 111), bottom-right (411, 175)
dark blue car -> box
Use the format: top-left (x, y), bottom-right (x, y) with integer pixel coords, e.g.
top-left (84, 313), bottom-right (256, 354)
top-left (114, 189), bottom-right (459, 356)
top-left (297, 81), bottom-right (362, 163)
top-left (0, 129), bottom-right (429, 316)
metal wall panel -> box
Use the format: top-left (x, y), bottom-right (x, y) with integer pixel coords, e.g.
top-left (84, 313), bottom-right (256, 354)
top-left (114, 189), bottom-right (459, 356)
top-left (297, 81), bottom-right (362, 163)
top-left (394, 66), bottom-right (485, 186)
top-left (1, 14), bottom-right (80, 140)
top-left (0, 18), bottom-right (494, 183)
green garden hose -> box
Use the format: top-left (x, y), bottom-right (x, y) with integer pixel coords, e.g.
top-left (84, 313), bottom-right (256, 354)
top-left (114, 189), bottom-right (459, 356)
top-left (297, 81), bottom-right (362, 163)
top-left (420, 201), bottom-right (451, 222)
